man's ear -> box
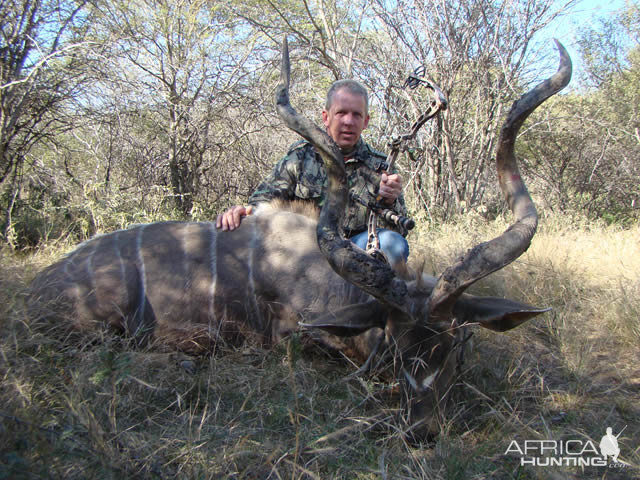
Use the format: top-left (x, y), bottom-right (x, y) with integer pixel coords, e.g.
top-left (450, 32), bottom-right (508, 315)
top-left (300, 300), bottom-right (387, 337)
top-left (322, 109), bottom-right (329, 128)
top-left (454, 295), bottom-right (551, 332)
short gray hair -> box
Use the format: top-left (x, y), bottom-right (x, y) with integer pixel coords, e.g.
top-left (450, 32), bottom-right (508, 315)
top-left (325, 80), bottom-right (369, 114)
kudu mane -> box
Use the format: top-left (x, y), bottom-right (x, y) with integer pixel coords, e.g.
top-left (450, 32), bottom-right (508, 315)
top-left (257, 199), bottom-right (321, 220)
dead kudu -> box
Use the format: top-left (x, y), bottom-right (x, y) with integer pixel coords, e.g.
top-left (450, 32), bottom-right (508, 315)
top-left (28, 39), bottom-right (571, 443)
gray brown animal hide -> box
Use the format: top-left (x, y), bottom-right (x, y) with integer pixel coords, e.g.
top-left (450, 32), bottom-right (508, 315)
top-left (28, 203), bottom-right (374, 353)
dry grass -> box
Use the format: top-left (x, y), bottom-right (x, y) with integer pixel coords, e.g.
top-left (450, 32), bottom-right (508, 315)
top-left (1, 215), bottom-right (639, 479)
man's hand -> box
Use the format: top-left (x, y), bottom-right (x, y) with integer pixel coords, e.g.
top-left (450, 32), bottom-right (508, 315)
top-left (216, 205), bottom-right (253, 231)
top-left (378, 173), bottom-right (403, 205)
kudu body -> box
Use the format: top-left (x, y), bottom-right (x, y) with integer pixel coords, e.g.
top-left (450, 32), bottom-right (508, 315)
top-left (29, 203), bottom-right (383, 353)
top-left (28, 40), bottom-right (571, 441)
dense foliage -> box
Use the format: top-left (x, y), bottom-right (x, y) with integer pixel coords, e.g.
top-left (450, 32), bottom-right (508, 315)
top-left (1, 0), bottom-right (638, 247)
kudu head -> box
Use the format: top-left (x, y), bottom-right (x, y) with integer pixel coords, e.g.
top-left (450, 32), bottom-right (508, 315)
top-left (276, 38), bottom-right (572, 443)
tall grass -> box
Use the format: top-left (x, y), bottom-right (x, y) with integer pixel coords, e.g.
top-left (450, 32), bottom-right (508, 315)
top-left (1, 213), bottom-right (638, 479)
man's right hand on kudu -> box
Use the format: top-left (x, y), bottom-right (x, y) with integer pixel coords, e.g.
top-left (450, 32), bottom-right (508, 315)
top-left (216, 205), bottom-right (253, 231)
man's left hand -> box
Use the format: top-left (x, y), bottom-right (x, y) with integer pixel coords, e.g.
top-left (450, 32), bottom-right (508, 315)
top-left (378, 173), bottom-right (403, 205)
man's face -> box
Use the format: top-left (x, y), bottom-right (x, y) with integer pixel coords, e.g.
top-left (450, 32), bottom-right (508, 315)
top-left (322, 88), bottom-right (370, 151)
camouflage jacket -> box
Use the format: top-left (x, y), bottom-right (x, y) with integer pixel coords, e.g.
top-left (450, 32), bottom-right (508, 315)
top-left (249, 138), bottom-right (408, 236)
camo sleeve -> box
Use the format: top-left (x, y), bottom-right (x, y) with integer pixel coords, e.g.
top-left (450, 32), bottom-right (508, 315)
top-left (248, 151), bottom-right (300, 206)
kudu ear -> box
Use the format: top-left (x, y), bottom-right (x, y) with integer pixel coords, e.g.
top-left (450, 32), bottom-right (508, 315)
top-left (454, 296), bottom-right (551, 332)
top-left (300, 300), bottom-right (387, 337)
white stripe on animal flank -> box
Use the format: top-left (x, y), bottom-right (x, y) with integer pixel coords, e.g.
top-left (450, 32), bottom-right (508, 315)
top-left (247, 217), bottom-right (263, 328)
top-left (62, 247), bottom-right (70, 276)
top-left (136, 224), bottom-right (148, 321)
top-left (182, 225), bottom-right (189, 294)
top-left (115, 231), bottom-right (128, 308)
top-left (208, 222), bottom-right (217, 324)
top-left (183, 222), bottom-right (200, 302)
top-left (87, 236), bottom-right (99, 292)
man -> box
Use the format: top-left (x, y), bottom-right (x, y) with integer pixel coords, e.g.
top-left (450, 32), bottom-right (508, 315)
top-left (216, 79), bottom-right (409, 265)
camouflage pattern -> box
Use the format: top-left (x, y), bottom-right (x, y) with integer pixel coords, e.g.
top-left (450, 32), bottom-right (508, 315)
top-left (249, 139), bottom-right (408, 236)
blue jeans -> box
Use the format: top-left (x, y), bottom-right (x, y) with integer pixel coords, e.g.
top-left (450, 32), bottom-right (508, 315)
top-left (350, 229), bottom-right (410, 265)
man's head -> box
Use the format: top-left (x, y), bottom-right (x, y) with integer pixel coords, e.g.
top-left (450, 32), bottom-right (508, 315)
top-left (323, 80), bottom-right (370, 151)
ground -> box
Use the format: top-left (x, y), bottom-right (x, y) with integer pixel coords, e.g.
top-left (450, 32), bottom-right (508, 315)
top-left (1, 214), bottom-right (638, 479)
